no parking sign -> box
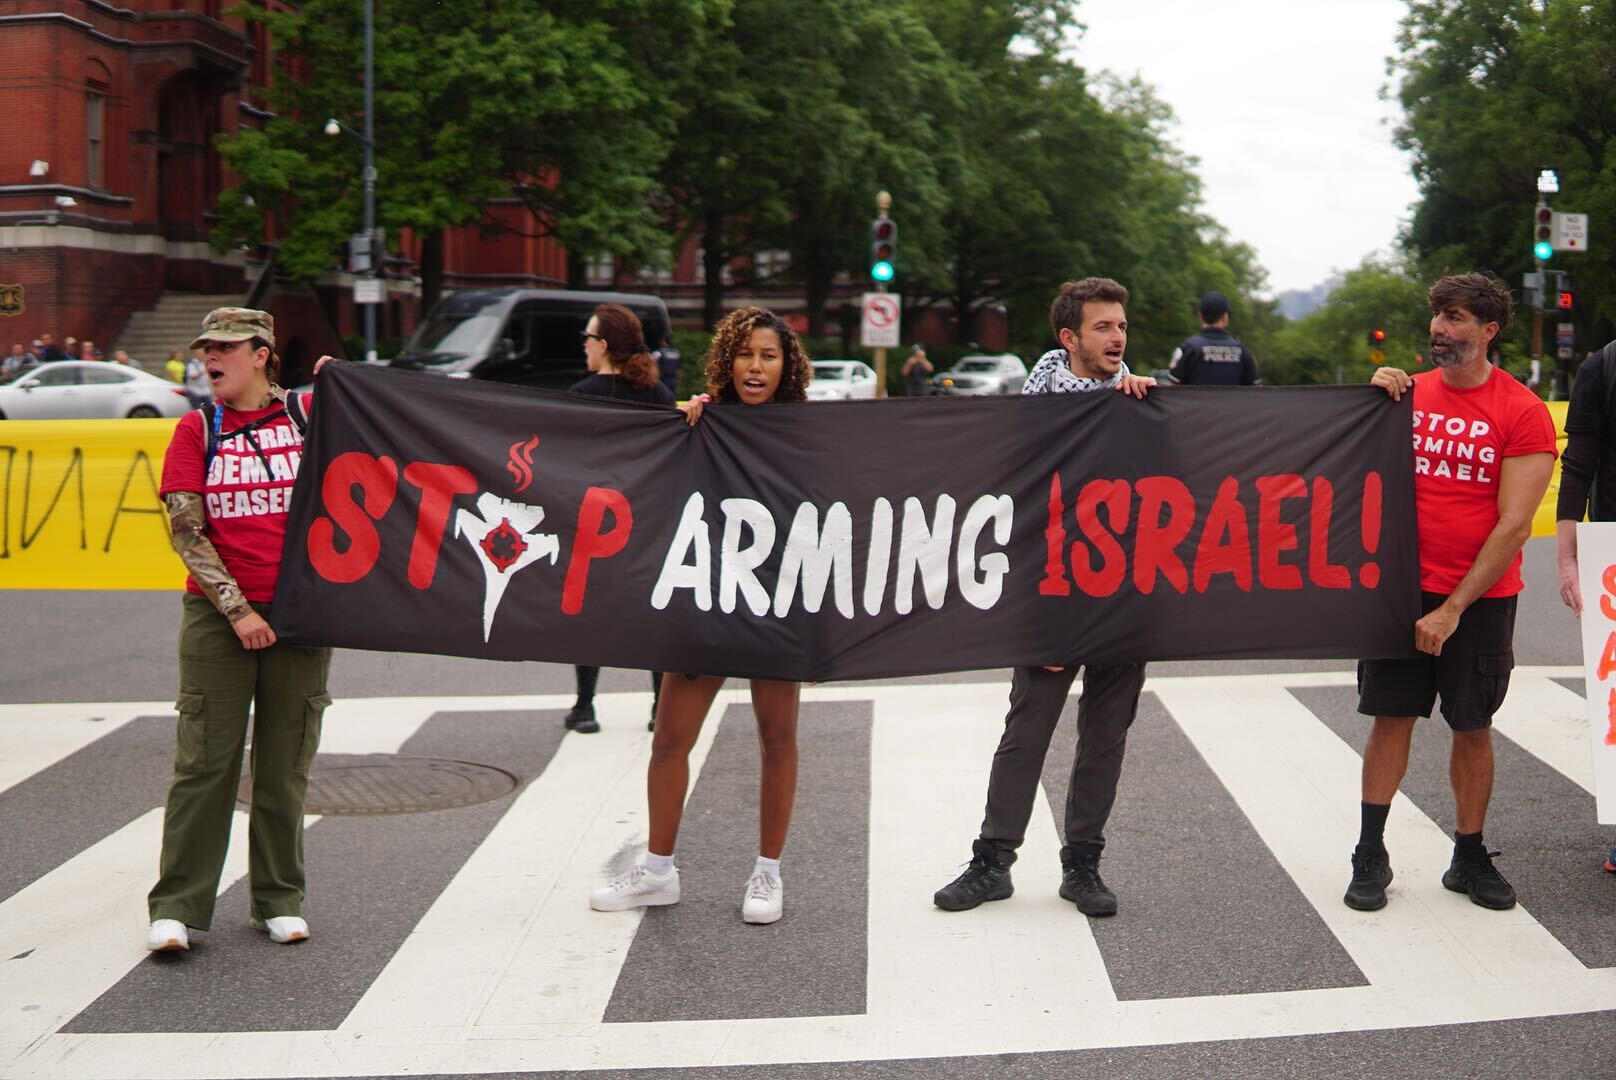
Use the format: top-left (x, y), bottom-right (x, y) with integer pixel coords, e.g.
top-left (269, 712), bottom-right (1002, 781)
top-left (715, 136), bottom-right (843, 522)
top-left (860, 293), bottom-right (900, 348)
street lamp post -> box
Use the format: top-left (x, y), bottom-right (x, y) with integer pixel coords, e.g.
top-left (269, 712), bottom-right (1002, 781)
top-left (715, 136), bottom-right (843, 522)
top-left (324, 0), bottom-right (378, 363)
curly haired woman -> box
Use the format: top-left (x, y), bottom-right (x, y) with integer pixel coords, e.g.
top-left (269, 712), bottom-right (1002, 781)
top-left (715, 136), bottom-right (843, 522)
top-left (590, 306), bottom-right (811, 925)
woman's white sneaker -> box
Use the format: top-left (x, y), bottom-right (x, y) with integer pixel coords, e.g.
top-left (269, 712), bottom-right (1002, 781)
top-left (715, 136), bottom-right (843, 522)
top-left (590, 865), bottom-right (681, 911)
top-left (146, 919), bottom-right (190, 952)
top-left (251, 915), bottom-right (310, 944)
top-left (741, 871), bottom-right (783, 924)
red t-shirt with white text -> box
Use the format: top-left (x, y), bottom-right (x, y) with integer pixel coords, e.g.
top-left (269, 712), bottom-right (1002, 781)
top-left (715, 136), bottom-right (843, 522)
top-left (160, 396), bottom-right (310, 603)
top-left (1409, 368), bottom-right (1555, 597)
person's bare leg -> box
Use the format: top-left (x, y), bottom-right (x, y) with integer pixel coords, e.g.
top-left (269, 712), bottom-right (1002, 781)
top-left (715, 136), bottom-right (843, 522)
top-left (1450, 727), bottom-right (1494, 835)
top-left (751, 679), bottom-right (801, 860)
top-left (647, 674), bottom-right (724, 856)
top-left (1362, 716), bottom-right (1416, 804)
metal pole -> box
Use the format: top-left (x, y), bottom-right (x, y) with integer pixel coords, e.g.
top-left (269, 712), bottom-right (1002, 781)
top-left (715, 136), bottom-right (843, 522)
top-left (362, 0), bottom-right (377, 363)
top-left (873, 190), bottom-right (890, 398)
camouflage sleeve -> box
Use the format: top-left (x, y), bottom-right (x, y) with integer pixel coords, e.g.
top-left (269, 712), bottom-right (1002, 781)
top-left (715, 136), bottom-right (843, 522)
top-left (166, 492), bottom-right (253, 623)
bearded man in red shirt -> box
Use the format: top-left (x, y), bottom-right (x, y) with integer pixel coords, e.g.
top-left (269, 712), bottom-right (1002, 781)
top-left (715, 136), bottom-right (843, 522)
top-left (1345, 272), bottom-right (1557, 914)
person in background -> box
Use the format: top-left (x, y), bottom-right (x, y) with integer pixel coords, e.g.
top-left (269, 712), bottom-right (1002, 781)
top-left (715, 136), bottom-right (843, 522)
top-left (114, 349), bottom-right (142, 371)
top-left (1169, 292), bottom-right (1260, 386)
top-left (165, 349), bottom-right (187, 384)
top-left (145, 308), bottom-right (336, 954)
top-left (4, 343), bottom-right (35, 373)
top-left (1552, 336), bottom-right (1616, 875)
top-left (38, 334), bottom-right (66, 362)
top-left (589, 306), bottom-right (811, 926)
top-left (562, 304), bottom-right (676, 733)
top-left (80, 339), bottom-right (100, 361)
top-left (654, 333), bottom-right (682, 397)
top-left (902, 344), bottom-right (934, 397)
top-left (183, 347), bottom-right (213, 409)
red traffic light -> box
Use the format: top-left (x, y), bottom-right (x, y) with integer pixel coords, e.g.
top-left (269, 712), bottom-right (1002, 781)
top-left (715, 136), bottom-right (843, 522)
top-left (872, 219), bottom-right (895, 241)
top-left (1371, 328), bottom-right (1386, 342)
top-left (1558, 291), bottom-right (1574, 309)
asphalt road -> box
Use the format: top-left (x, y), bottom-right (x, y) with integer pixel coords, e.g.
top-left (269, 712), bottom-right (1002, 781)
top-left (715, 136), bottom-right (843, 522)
top-left (2, 537), bottom-right (1613, 1080)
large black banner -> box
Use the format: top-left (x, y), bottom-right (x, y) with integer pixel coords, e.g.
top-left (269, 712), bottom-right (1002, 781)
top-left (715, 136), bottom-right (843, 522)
top-left (272, 364), bottom-right (1419, 680)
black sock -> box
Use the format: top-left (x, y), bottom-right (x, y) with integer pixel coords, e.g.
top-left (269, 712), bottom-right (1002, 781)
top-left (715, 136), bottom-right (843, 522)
top-left (1359, 802), bottom-right (1391, 852)
top-left (1454, 830), bottom-right (1484, 856)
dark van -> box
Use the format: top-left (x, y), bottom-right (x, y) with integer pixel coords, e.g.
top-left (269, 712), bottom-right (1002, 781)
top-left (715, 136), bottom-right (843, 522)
top-left (389, 288), bottom-right (672, 390)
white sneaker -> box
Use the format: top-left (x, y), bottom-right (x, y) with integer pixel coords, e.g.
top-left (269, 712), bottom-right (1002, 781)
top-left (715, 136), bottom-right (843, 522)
top-left (741, 871), bottom-right (783, 924)
top-left (589, 864), bottom-right (681, 912)
top-left (146, 919), bottom-right (190, 952)
top-left (251, 915), bottom-right (310, 944)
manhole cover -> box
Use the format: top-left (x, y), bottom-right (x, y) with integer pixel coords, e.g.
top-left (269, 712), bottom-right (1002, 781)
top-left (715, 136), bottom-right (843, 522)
top-left (237, 754), bottom-right (520, 815)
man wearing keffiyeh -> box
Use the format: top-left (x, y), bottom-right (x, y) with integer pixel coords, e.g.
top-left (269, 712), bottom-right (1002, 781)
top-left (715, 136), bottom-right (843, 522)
top-left (934, 277), bottom-right (1156, 919)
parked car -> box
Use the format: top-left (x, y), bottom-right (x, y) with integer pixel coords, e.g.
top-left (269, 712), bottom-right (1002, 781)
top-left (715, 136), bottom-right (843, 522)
top-left (0, 361), bottom-right (192, 420)
top-left (807, 360), bottom-right (879, 400)
top-left (389, 288), bottom-right (672, 391)
top-left (931, 353), bottom-right (1027, 396)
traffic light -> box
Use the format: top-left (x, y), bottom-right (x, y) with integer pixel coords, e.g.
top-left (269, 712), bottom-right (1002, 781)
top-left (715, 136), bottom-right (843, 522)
top-left (1366, 327), bottom-right (1386, 347)
top-left (870, 214), bottom-right (896, 283)
top-left (1533, 207), bottom-right (1553, 261)
top-left (1557, 271), bottom-right (1575, 311)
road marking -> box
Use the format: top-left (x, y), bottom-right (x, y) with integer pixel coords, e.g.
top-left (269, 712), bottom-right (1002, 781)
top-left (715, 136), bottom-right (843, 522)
top-left (1492, 671), bottom-right (1596, 796)
top-left (3, 668), bottom-right (1611, 1079)
top-left (0, 705), bottom-right (145, 798)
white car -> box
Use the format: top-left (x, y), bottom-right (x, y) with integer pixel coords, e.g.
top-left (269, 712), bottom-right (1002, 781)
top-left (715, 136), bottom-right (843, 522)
top-left (932, 353), bottom-right (1028, 395)
top-left (0, 361), bottom-right (194, 420)
top-left (807, 360), bottom-right (879, 400)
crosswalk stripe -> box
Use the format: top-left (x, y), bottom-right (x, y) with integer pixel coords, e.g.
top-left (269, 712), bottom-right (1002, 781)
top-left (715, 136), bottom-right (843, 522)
top-left (1153, 677), bottom-right (1590, 987)
top-left (1491, 672), bottom-right (1596, 796)
top-left (0, 705), bottom-right (147, 798)
top-left (343, 689), bottom-right (719, 1030)
top-left (865, 683), bottom-right (1116, 1025)
top-left (0, 810), bottom-right (254, 1058)
top-left (3, 670), bottom-right (1614, 1079)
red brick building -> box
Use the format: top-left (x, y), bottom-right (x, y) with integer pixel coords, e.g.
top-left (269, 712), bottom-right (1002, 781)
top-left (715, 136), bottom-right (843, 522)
top-left (1, 1), bottom-right (1002, 383)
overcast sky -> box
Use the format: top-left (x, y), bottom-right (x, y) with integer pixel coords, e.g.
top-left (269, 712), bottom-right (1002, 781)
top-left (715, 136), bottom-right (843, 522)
top-left (1065, 0), bottom-right (1421, 296)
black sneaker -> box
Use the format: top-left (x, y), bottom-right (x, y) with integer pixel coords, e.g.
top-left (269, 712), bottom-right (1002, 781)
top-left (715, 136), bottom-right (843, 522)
top-left (1343, 845), bottom-right (1393, 911)
top-left (1058, 851), bottom-right (1117, 917)
top-left (933, 848), bottom-right (1013, 911)
top-left (563, 704), bottom-right (599, 733)
top-left (1441, 847), bottom-right (1516, 910)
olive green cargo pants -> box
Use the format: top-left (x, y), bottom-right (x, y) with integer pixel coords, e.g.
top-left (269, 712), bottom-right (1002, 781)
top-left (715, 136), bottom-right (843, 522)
top-left (148, 595), bottom-right (332, 929)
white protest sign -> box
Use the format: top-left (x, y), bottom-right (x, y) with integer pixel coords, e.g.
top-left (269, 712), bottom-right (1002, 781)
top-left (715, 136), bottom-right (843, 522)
top-left (1574, 522), bottom-right (1616, 823)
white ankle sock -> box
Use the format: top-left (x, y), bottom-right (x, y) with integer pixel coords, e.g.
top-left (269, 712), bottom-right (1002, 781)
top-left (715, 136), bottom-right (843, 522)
top-left (645, 852), bottom-right (675, 876)
top-left (754, 855), bottom-right (781, 878)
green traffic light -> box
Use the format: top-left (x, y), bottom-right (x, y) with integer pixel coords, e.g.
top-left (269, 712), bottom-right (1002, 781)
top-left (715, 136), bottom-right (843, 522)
top-left (872, 260), bottom-right (895, 282)
top-left (1533, 241), bottom-right (1553, 260)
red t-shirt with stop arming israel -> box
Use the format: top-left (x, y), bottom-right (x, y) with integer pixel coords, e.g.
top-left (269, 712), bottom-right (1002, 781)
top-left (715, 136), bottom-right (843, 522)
top-left (1408, 368), bottom-right (1556, 598)
top-left (160, 395), bottom-right (310, 603)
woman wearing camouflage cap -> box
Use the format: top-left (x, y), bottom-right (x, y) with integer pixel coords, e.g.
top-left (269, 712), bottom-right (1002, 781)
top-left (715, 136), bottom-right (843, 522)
top-left (146, 308), bottom-right (335, 954)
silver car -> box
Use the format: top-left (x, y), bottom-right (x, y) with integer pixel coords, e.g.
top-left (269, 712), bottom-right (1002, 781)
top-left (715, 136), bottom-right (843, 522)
top-left (807, 360), bottom-right (879, 400)
top-left (932, 353), bottom-right (1028, 396)
top-left (0, 361), bottom-right (194, 420)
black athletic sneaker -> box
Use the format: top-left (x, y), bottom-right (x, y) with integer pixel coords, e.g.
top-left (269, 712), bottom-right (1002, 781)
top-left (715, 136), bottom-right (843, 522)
top-left (1343, 845), bottom-right (1393, 911)
top-left (1442, 847), bottom-right (1516, 909)
top-left (934, 847), bottom-right (1013, 911)
top-left (563, 704), bottom-right (599, 733)
top-left (1059, 851), bottom-right (1117, 917)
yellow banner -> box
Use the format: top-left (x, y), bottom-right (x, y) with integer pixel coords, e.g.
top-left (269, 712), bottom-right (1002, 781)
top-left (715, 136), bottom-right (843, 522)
top-left (0, 401), bottom-right (1581, 590)
top-left (0, 419), bottom-right (187, 590)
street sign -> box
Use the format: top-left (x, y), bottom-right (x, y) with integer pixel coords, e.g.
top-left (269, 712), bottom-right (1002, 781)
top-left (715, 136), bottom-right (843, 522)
top-left (1552, 212), bottom-right (1589, 252)
top-left (1369, 349), bottom-right (1385, 365)
top-left (860, 292), bottom-right (900, 348)
top-left (353, 278), bottom-right (384, 304)
top-left (1558, 346), bottom-right (1574, 360)
top-left (1557, 322), bottom-right (1575, 344)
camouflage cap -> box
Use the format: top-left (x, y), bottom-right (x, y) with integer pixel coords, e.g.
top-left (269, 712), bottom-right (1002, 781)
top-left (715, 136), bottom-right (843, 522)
top-left (190, 307), bottom-right (275, 351)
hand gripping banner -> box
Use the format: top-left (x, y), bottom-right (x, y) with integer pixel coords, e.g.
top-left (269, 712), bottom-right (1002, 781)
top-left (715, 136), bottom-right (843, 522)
top-left (272, 364), bottom-right (1420, 680)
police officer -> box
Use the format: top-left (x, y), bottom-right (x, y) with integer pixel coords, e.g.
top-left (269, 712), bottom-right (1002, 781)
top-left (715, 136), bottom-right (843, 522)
top-left (1169, 292), bottom-right (1260, 385)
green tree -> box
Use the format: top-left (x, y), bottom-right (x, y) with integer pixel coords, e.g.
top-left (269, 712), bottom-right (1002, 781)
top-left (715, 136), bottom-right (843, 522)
top-left (215, 0), bottom-right (700, 309)
top-left (1263, 256), bottom-right (1431, 385)
top-left (1392, 0), bottom-right (1616, 370)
